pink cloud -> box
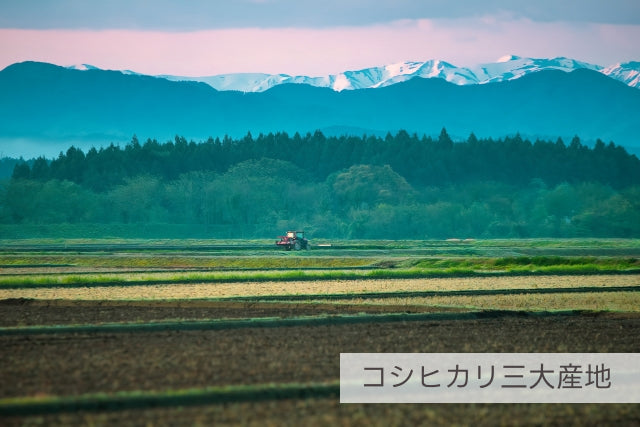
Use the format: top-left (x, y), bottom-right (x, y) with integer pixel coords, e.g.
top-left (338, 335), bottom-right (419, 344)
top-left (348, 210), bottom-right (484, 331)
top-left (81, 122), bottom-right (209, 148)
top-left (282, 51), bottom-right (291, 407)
top-left (1, 18), bottom-right (638, 76)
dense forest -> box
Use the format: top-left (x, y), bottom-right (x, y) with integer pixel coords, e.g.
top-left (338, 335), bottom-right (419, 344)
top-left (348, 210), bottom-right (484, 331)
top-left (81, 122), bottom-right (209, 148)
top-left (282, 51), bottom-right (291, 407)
top-left (2, 129), bottom-right (639, 238)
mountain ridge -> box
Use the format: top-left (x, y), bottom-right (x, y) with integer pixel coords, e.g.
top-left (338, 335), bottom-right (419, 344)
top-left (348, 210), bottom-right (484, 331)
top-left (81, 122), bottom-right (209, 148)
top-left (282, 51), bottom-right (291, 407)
top-left (148, 55), bottom-right (638, 92)
top-left (10, 55), bottom-right (640, 93)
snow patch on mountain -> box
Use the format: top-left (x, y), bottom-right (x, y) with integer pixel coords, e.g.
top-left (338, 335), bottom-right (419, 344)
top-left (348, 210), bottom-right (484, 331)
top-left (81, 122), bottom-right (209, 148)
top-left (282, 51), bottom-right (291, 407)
top-left (66, 64), bottom-right (100, 71)
top-left (66, 64), bottom-right (140, 76)
top-left (332, 74), bottom-right (352, 91)
top-left (602, 62), bottom-right (640, 89)
top-left (497, 54), bottom-right (521, 63)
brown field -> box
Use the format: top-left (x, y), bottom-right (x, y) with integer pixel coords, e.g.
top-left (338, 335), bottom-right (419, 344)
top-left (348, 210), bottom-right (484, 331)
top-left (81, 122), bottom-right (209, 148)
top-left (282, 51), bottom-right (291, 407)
top-left (2, 240), bottom-right (640, 425)
top-left (2, 308), bottom-right (640, 425)
top-left (343, 291), bottom-right (640, 312)
top-left (0, 299), bottom-right (472, 327)
top-left (1, 274), bottom-right (637, 300)
top-left (20, 398), bottom-right (638, 427)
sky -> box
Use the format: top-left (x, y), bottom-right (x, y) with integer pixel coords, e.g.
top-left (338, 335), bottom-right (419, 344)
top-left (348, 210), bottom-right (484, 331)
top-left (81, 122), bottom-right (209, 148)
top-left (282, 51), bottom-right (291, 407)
top-left (0, 0), bottom-right (639, 76)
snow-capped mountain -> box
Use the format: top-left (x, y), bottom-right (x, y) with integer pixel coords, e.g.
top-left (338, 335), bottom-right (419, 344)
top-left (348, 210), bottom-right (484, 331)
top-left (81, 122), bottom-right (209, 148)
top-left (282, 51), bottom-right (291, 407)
top-left (602, 62), bottom-right (640, 89)
top-left (330, 59), bottom-right (479, 90)
top-left (469, 55), bottom-right (602, 84)
top-left (159, 72), bottom-right (290, 92)
top-left (67, 56), bottom-right (639, 92)
top-left (161, 59), bottom-right (479, 92)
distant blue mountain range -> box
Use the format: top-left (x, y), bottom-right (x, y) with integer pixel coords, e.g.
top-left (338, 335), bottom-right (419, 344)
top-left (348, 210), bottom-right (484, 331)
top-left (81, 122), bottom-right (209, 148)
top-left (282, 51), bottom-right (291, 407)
top-left (1, 61), bottom-right (639, 158)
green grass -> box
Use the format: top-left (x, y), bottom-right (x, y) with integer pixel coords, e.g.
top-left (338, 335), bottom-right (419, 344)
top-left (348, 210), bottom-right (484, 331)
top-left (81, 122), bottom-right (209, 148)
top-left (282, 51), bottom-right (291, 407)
top-left (0, 254), bottom-right (373, 269)
top-left (1, 239), bottom-right (639, 289)
top-left (1, 264), bottom-right (638, 289)
top-left (407, 256), bottom-right (639, 270)
top-left (472, 238), bottom-right (640, 249)
top-left (2, 238), bottom-right (639, 268)
top-left (3, 237), bottom-right (640, 252)
top-left (2, 254), bottom-right (637, 274)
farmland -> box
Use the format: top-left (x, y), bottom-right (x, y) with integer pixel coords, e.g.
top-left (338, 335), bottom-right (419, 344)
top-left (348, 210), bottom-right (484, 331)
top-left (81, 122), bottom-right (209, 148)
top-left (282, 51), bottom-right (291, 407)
top-left (1, 238), bottom-right (639, 425)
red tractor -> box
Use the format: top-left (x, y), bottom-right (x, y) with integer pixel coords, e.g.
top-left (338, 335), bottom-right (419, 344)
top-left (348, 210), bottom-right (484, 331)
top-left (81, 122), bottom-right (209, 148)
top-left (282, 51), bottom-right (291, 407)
top-left (276, 231), bottom-right (309, 251)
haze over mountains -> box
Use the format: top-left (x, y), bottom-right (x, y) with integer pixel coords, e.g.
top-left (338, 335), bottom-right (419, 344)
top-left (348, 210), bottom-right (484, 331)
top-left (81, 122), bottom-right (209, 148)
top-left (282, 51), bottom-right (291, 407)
top-left (1, 56), bottom-right (639, 159)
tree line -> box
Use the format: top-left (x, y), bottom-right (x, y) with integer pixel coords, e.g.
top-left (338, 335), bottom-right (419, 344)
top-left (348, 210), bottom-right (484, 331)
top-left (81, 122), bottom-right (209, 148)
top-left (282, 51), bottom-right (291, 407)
top-left (11, 129), bottom-right (640, 190)
top-left (2, 130), bottom-right (640, 238)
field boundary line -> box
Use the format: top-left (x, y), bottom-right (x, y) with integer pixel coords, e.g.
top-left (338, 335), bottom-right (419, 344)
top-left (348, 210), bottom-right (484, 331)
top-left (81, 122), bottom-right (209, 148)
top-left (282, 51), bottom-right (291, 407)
top-left (0, 381), bottom-right (340, 416)
top-left (0, 310), bottom-right (595, 336)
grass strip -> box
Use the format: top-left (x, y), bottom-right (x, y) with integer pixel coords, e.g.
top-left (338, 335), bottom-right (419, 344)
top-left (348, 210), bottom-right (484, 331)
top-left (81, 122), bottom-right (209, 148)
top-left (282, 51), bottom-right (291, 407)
top-left (1, 268), bottom-right (639, 289)
top-left (0, 255), bottom-right (375, 270)
top-left (0, 381), bottom-right (340, 416)
top-left (0, 266), bottom-right (379, 279)
top-left (0, 310), bottom-right (591, 336)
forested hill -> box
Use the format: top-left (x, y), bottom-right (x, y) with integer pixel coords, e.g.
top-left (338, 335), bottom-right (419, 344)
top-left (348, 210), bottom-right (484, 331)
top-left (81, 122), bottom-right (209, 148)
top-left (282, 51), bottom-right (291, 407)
top-left (11, 130), bottom-right (640, 191)
top-left (4, 130), bottom-right (640, 239)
